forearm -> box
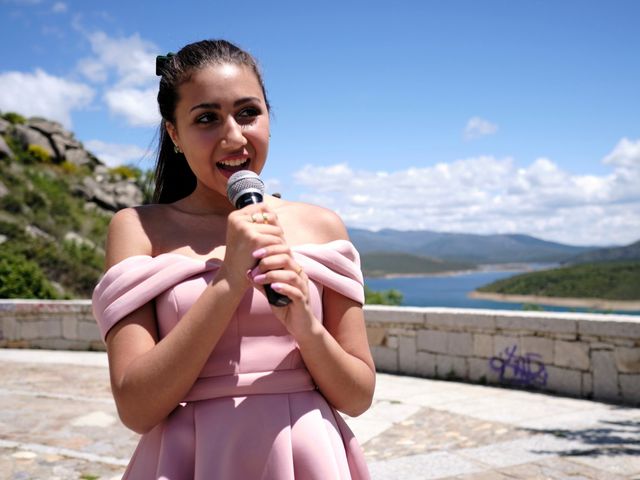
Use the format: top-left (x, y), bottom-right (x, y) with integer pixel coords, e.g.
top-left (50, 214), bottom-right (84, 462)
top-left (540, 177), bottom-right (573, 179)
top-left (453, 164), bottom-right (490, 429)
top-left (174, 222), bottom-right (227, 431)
top-left (295, 321), bottom-right (375, 417)
top-left (110, 268), bottom-right (247, 433)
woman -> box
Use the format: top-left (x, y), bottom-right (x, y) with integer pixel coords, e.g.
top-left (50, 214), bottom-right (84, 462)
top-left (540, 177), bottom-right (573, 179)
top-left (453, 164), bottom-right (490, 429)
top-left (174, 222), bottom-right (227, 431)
top-left (92, 39), bottom-right (375, 479)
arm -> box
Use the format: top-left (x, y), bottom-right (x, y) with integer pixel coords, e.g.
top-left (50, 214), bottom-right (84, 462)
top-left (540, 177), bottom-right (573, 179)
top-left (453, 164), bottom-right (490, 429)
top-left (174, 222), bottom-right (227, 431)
top-left (104, 206), bottom-right (286, 433)
top-left (250, 207), bottom-right (375, 416)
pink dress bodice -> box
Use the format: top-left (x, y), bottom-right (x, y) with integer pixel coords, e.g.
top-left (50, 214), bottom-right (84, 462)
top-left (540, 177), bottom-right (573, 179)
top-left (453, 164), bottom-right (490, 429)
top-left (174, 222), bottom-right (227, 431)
top-left (92, 240), bottom-right (370, 480)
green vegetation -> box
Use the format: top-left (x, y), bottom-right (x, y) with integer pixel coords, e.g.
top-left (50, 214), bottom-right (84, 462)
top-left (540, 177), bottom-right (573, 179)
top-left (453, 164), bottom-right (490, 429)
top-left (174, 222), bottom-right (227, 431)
top-left (362, 251), bottom-right (474, 277)
top-left (27, 144), bottom-right (52, 163)
top-left (1, 111), bottom-right (26, 124)
top-left (477, 261), bottom-right (640, 300)
top-left (109, 164), bottom-right (142, 180)
top-left (0, 246), bottom-right (59, 299)
top-left (0, 139), bottom-right (111, 298)
top-left (364, 285), bottom-right (403, 305)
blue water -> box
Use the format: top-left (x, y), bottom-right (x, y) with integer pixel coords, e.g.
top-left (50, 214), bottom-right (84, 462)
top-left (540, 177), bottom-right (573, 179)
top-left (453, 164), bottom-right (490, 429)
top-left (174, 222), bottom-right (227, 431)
top-left (365, 270), bottom-right (640, 315)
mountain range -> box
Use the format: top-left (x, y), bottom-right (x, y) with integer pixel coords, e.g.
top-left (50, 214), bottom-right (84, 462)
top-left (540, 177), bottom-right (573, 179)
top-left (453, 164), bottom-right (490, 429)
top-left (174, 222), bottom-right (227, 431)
top-left (347, 228), bottom-right (604, 264)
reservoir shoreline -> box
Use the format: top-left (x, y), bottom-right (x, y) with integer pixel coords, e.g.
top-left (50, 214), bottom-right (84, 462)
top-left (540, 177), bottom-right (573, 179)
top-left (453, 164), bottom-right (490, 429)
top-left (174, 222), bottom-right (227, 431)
top-left (469, 291), bottom-right (640, 312)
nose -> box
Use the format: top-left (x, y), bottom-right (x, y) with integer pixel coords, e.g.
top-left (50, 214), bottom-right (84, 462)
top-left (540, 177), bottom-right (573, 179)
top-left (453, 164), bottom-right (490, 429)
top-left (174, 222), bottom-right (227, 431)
top-left (221, 116), bottom-right (247, 149)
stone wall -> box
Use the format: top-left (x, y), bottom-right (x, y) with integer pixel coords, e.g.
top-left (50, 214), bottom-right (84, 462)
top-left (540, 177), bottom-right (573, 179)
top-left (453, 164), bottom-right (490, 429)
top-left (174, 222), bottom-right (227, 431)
top-left (0, 300), bottom-right (101, 351)
top-left (366, 305), bottom-right (640, 405)
top-left (1, 300), bottom-right (639, 405)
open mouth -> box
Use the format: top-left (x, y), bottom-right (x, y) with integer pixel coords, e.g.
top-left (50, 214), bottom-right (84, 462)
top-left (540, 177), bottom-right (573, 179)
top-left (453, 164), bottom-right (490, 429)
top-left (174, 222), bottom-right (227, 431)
top-left (217, 158), bottom-right (250, 177)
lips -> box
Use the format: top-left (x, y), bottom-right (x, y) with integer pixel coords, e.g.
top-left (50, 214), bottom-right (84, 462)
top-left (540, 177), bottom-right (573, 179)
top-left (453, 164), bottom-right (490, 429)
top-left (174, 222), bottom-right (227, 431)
top-left (216, 157), bottom-right (250, 178)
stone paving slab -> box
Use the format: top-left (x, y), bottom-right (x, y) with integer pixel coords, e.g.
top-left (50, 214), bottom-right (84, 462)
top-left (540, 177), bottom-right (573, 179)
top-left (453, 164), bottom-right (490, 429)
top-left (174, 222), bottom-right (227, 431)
top-left (2, 349), bottom-right (640, 480)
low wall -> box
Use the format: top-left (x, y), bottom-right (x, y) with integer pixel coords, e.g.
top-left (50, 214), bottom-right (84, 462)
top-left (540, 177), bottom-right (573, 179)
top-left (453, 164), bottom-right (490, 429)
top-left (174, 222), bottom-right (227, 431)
top-left (0, 300), bottom-right (100, 351)
top-left (1, 300), bottom-right (639, 405)
top-left (366, 306), bottom-right (640, 405)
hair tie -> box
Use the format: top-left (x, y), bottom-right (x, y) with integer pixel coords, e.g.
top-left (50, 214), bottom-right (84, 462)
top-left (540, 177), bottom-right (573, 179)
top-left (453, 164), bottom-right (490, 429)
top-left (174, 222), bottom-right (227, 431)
top-left (156, 52), bottom-right (176, 77)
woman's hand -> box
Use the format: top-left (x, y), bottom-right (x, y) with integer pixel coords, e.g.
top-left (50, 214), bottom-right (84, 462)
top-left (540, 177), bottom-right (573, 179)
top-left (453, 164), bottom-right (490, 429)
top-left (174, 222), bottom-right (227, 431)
top-left (249, 242), bottom-right (318, 338)
top-left (221, 204), bottom-right (286, 290)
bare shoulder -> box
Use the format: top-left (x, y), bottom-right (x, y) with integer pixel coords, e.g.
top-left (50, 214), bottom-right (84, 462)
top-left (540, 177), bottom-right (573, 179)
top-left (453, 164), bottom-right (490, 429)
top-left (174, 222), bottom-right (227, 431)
top-left (105, 205), bottom-right (165, 268)
top-left (276, 199), bottom-right (348, 244)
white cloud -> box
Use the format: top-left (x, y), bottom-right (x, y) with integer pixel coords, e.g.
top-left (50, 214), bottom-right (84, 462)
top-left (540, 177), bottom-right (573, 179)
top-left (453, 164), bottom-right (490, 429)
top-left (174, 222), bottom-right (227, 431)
top-left (104, 87), bottom-right (160, 127)
top-left (293, 138), bottom-right (640, 246)
top-left (52, 1), bottom-right (67, 13)
top-left (84, 140), bottom-right (150, 167)
top-left (0, 69), bottom-right (93, 128)
top-left (603, 137), bottom-right (640, 168)
top-left (464, 116), bottom-right (499, 141)
top-left (79, 31), bottom-right (157, 87)
top-left (76, 31), bottom-right (159, 126)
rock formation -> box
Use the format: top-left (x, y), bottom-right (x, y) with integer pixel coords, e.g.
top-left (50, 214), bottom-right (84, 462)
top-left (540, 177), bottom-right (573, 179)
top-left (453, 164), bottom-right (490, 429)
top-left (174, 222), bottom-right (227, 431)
top-left (0, 113), bottom-right (145, 212)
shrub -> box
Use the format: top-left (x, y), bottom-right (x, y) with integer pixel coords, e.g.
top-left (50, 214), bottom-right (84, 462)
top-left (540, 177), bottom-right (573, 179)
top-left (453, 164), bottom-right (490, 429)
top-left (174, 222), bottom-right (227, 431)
top-left (2, 112), bottom-right (26, 124)
top-left (109, 164), bottom-right (142, 180)
top-left (364, 285), bottom-right (404, 305)
top-left (0, 247), bottom-right (59, 299)
top-left (0, 194), bottom-right (24, 214)
top-left (61, 161), bottom-right (80, 174)
top-left (27, 144), bottom-right (52, 163)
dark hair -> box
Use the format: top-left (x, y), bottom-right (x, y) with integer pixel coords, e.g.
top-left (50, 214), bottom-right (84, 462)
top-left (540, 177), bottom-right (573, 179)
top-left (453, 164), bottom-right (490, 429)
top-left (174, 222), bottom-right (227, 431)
top-left (153, 39), bottom-right (270, 204)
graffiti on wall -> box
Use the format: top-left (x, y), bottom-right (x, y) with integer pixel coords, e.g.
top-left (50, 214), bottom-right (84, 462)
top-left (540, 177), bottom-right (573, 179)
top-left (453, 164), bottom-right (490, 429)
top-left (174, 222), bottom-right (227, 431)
top-left (489, 345), bottom-right (548, 387)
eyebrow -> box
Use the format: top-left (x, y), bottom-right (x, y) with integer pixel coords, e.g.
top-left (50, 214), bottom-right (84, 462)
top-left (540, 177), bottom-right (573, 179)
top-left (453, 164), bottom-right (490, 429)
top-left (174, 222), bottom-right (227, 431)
top-left (189, 97), bottom-right (261, 113)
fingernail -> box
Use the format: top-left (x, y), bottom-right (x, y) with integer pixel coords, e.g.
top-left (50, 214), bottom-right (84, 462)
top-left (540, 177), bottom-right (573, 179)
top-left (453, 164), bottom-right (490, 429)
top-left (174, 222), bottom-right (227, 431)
top-left (252, 248), bottom-right (266, 259)
top-left (271, 283), bottom-right (284, 291)
top-left (249, 266), bottom-right (260, 278)
top-left (253, 274), bottom-right (267, 283)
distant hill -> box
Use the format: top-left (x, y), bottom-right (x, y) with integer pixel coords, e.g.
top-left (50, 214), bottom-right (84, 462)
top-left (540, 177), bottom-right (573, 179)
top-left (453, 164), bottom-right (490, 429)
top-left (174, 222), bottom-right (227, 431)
top-left (475, 261), bottom-right (640, 301)
top-left (348, 228), bottom-right (599, 264)
top-left (361, 252), bottom-right (474, 277)
top-left (565, 239), bottom-right (640, 264)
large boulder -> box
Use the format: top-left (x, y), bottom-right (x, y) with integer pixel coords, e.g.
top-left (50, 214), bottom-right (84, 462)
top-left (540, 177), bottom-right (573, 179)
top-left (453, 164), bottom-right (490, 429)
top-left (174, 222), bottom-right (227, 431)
top-left (113, 181), bottom-right (144, 208)
top-left (65, 147), bottom-right (94, 167)
top-left (27, 118), bottom-right (67, 137)
top-left (0, 118), bottom-right (11, 135)
top-left (0, 135), bottom-right (14, 159)
top-left (13, 124), bottom-right (56, 159)
top-left (76, 177), bottom-right (118, 211)
top-left (0, 179), bottom-right (9, 198)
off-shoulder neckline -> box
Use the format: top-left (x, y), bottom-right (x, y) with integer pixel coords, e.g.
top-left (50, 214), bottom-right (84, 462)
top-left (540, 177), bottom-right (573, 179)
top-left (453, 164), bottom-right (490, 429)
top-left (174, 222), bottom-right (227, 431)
top-left (107, 239), bottom-right (355, 267)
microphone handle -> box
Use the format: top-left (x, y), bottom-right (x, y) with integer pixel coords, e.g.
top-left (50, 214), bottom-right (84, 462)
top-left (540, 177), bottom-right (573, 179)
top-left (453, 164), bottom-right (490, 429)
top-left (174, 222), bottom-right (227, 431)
top-left (235, 193), bottom-right (292, 307)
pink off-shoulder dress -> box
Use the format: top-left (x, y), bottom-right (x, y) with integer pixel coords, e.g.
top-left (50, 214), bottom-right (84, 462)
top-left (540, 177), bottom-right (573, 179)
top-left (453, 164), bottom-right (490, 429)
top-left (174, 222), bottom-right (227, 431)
top-left (92, 240), bottom-right (371, 480)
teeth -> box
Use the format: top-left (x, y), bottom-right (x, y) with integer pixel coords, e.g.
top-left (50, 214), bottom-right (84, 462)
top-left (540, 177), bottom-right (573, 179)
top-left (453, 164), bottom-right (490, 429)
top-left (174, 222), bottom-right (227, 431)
top-left (218, 158), bottom-right (248, 167)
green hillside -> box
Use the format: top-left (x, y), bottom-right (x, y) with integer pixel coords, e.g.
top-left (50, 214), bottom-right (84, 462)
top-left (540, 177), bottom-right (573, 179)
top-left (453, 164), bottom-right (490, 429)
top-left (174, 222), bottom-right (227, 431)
top-left (362, 251), bottom-right (475, 277)
top-left (0, 112), bottom-right (150, 298)
top-left (476, 261), bottom-right (640, 300)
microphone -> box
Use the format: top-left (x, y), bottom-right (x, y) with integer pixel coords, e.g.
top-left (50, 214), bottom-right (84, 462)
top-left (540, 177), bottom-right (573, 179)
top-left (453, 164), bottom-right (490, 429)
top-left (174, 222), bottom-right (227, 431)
top-left (227, 170), bottom-right (291, 307)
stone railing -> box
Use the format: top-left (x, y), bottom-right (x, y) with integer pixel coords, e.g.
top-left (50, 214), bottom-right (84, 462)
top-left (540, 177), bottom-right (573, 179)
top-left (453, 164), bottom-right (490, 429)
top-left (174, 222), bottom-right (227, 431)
top-left (1, 300), bottom-right (639, 405)
top-left (366, 305), bottom-right (640, 405)
top-left (0, 300), bottom-right (100, 351)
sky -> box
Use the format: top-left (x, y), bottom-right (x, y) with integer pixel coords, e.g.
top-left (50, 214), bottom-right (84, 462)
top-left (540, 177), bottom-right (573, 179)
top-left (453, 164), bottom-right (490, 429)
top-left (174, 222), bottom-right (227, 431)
top-left (1, 0), bottom-right (639, 247)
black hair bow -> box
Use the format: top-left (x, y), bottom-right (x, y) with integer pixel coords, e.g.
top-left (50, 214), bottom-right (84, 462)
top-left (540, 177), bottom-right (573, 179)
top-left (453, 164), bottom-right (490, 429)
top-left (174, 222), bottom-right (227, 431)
top-left (155, 53), bottom-right (175, 77)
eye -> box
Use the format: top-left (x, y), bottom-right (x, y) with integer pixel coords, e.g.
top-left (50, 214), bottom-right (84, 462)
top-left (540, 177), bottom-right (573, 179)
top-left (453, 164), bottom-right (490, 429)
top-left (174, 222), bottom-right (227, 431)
top-left (195, 112), bottom-right (219, 124)
top-left (236, 107), bottom-right (261, 125)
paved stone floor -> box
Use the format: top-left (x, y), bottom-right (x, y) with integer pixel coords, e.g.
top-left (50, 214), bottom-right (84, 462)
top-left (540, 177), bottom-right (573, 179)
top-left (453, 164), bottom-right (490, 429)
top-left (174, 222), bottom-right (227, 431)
top-left (1, 349), bottom-right (639, 479)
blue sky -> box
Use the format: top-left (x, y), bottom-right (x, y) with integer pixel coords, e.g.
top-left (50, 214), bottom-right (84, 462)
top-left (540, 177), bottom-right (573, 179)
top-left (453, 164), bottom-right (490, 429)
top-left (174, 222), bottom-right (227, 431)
top-left (1, 0), bottom-right (639, 246)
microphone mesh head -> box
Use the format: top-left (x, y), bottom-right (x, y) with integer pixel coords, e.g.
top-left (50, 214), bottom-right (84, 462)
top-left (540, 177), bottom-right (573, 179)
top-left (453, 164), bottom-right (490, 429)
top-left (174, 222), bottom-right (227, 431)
top-left (227, 170), bottom-right (265, 205)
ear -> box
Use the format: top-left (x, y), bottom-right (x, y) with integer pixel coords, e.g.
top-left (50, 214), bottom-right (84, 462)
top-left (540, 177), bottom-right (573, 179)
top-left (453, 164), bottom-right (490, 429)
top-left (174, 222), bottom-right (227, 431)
top-left (165, 121), bottom-right (179, 147)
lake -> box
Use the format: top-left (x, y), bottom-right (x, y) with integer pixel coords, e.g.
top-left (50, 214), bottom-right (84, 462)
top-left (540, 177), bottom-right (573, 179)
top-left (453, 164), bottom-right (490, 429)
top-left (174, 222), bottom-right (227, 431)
top-left (364, 268), bottom-right (640, 315)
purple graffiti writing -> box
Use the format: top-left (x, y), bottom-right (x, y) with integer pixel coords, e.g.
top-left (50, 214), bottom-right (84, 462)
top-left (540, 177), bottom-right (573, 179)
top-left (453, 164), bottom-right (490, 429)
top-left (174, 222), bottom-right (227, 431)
top-left (489, 345), bottom-right (548, 387)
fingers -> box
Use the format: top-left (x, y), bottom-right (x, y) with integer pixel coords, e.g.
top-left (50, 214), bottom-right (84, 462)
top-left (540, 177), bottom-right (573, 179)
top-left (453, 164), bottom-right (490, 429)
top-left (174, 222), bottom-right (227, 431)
top-left (247, 211), bottom-right (272, 224)
top-left (250, 264), bottom-right (305, 287)
top-left (248, 247), bottom-right (306, 296)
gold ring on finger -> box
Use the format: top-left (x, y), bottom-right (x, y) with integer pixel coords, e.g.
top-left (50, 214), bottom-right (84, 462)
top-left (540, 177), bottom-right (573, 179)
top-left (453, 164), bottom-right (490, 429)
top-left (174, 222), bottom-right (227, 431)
top-left (250, 213), bottom-right (259, 223)
top-left (295, 265), bottom-right (303, 275)
top-left (261, 212), bottom-right (269, 223)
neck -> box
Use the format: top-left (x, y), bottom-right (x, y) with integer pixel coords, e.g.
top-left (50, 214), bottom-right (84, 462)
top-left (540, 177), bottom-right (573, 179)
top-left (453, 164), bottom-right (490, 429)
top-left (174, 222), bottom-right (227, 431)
top-left (174, 183), bottom-right (235, 216)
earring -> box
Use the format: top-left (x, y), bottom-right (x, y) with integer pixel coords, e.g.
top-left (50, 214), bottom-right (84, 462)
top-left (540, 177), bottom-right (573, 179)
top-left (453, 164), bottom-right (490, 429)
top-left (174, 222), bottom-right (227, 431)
top-left (173, 144), bottom-right (182, 154)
